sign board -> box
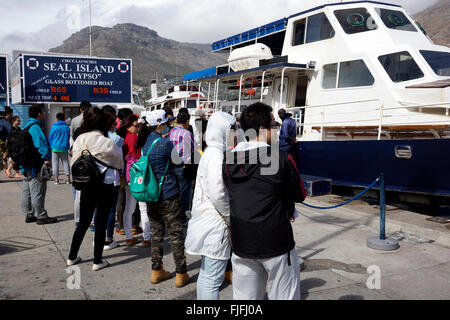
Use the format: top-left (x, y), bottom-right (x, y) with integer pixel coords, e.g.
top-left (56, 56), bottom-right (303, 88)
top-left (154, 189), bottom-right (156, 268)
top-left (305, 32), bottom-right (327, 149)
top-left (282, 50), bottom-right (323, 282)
top-left (22, 54), bottom-right (132, 104)
top-left (11, 56), bottom-right (22, 104)
top-left (0, 55), bottom-right (7, 97)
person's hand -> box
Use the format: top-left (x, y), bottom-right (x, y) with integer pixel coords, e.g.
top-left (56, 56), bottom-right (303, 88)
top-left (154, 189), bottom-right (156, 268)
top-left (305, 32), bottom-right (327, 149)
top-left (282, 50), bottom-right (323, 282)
top-left (44, 161), bottom-right (51, 167)
top-left (291, 216), bottom-right (296, 223)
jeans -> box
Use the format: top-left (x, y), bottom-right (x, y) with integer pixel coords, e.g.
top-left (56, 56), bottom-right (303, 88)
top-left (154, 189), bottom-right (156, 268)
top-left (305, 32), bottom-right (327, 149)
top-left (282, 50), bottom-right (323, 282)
top-left (280, 144), bottom-right (298, 164)
top-left (175, 167), bottom-right (192, 215)
top-left (197, 256), bottom-right (228, 300)
top-left (106, 186), bottom-right (120, 240)
top-left (123, 185), bottom-right (137, 240)
top-left (21, 170), bottom-right (48, 218)
top-left (51, 152), bottom-right (70, 177)
top-left (68, 183), bottom-right (114, 264)
top-left (138, 202), bottom-right (151, 241)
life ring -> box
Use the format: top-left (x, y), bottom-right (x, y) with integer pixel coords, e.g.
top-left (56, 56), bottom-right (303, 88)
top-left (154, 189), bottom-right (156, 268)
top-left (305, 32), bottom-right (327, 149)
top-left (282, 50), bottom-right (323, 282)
top-left (347, 13), bottom-right (365, 27)
top-left (388, 13), bottom-right (404, 26)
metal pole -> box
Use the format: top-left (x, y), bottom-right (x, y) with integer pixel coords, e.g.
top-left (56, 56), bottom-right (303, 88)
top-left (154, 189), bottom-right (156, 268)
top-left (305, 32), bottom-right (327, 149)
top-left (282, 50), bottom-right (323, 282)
top-left (5, 53), bottom-right (10, 106)
top-left (280, 68), bottom-right (286, 113)
top-left (238, 75), bottom-right (243, 114)
top-left (380, 172), bottom-right (386, 240)
top-left (378, 105), bottom-right (384, 141)
top-left (215, 79), bottom-right (220, 110)
top-left (197, 82), bottom-right (201, 108)
top-left (260, 71), bottom-right (266, 103)
top-left (320, 106), bottom-right (325, 141)
top-left (89, 0), bottom-right (92, 56)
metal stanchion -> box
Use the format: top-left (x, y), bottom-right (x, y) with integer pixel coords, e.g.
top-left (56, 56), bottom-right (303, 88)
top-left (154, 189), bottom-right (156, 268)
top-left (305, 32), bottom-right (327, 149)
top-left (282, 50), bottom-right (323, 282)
top-left (367, 173), bottom-right (400, 251)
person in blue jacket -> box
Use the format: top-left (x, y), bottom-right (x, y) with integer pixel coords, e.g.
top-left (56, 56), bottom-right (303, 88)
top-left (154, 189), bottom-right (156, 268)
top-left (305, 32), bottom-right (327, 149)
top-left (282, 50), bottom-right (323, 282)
top-left (278, 108), bottom-right (298, 161)
top-left (21, 105), bottom-right (57, 225)
top-left (49, 113), bottom-right (71, 184)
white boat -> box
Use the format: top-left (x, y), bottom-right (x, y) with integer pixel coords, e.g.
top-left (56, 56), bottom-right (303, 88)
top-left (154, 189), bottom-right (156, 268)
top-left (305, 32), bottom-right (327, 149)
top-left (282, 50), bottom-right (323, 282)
top-left (183, 1), bottom-right (450, 198)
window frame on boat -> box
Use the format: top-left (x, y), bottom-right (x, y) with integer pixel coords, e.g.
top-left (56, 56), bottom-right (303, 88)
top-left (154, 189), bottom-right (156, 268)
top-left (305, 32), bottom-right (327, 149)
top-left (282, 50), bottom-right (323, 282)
top-left (374, 8), bottom-right (418, 33)
top-left (292, 11), bottom-right (335, 47)
top-left (333, 7), bottom-right (378, 35)
top-left (419, 50), bottom-right (450, 77)
top-left (378, 51), bottom-right (425, 83)
top-left (321, 59), bottom-right (375, 90)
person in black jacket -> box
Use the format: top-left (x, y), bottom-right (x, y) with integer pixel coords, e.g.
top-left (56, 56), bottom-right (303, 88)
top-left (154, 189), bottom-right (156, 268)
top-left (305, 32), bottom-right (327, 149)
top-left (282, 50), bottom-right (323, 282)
top-left (223, 102), bottom-right (306, 300)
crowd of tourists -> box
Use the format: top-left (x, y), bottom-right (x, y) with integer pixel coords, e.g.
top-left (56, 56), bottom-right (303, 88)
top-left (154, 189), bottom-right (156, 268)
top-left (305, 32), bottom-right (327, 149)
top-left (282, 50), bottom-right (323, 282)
top-left (0, 101), bottom-right (306, 300)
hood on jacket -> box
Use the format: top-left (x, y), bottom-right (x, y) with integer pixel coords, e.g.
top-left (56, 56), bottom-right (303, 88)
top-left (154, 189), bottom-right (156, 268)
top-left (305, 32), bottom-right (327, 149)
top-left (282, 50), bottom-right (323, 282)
top-left (53, 120), bottom-right (67, 126)
top-left (225, 141), bottom-right (273, 182)
top-left (205, 112), bottom-right (236, 151)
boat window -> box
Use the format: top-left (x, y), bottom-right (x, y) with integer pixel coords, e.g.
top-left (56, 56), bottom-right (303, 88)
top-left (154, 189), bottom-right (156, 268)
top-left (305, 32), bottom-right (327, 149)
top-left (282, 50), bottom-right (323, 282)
top-left (293, 19), bottom-right (306, 46)
top-left (420, 50), bottom-right (450, 77)
top-left (322, 63), bottom-right (338, 89)
top-left (305, 13), bottom-right (335, 43)
top-left (186, 100), bottom-right (197, 109)
top-left (334, 7), bottom-right (378, 34)
top-left (293, 13), bottom-right (335, 46)
top-left (375, 8), bottom-right (417, 32)
top-left (379, 51), bottom-right (424, 82)
top-left (338, 60), bottom-right (375, 88)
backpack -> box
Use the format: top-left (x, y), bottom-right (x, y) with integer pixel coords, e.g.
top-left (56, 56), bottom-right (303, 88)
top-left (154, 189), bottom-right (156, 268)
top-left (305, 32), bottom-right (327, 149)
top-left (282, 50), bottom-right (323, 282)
top-left (7, 123), bottom-right (44, 171)
top-left (130, 137), bottom-right (169, 203)
top-left (71, 150), bottom-right (115, 191)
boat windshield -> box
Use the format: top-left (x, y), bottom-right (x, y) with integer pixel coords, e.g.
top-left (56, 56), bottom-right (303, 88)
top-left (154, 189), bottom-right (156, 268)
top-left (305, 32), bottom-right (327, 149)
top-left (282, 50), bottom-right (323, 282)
top-left (378, 51), bottom-right (424, 83)
top-left (420, 50), bottom-right (450, 77)
top-left (334, 7), bottom-right (378, 34)
top-left (374, 8), bottom-right (417, 32)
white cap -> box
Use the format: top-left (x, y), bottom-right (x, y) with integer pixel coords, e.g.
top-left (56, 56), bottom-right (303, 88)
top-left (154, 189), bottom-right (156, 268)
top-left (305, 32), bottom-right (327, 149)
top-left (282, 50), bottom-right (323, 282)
top-left (147, 110), bottom-right (169, 126)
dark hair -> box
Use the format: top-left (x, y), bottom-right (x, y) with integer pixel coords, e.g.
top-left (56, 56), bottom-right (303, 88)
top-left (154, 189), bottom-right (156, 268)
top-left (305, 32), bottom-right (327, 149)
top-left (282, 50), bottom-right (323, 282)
top-left (56, 113), bottom-right (65, 121)
top-left (162, 106), bottom-right (174, 117)
top-left (80, 101), bottom-right (92, 112)
top-left (29, 104), bottom-right (44, 119)
top-left (4, 106), bottom-right (13, 115)
top-left (103, 110), bottom-right (116, 132)
top-left (178, 107), bottom-right (189, 114)
top-left (117, 114), bottom-right (138, 138)
top-left (278, 108), bottom-right (286, 118)
top-left (240, 102), bottom-right (273, 135)
top-left (80, 107), bottom-right (108, 136)
top-left (177, 112), bottom-right (190, 125)
top-left (12, 115), bottom-right (20, 123)
top-left (102, 105), bottom-right (117, 117)
top-left (117, 108), bottom-right (133, 121)
top-left (136, 122), bottom-right (152, 149)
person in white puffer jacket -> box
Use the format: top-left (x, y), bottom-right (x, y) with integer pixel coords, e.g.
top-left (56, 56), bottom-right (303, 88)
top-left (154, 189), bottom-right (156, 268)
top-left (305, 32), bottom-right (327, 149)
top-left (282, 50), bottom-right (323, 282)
top-left (185, 111), bottom-right (237, 300)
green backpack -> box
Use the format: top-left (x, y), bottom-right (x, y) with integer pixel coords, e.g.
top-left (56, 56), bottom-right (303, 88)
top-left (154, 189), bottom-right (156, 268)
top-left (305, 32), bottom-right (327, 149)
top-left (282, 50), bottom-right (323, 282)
top-left (130, 138), bottom-right (169, 203)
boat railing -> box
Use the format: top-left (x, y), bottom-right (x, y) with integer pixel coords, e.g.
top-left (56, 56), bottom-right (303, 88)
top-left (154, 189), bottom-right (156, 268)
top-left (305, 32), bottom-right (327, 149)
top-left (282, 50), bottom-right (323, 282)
top-left (288, 100), bottom-right (450, 141)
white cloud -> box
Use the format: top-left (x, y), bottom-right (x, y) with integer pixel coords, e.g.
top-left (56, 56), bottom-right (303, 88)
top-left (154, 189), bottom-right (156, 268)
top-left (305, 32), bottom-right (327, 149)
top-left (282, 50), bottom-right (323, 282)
top-left (0, 0), bottom-right (440, 55)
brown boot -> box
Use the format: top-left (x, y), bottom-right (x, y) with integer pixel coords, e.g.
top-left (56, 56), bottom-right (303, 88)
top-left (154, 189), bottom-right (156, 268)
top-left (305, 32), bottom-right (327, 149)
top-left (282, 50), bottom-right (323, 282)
top-left (175, 272), bottom-right (190, 288)
top-left (224, 271), bottom-right (233, 284)
top-left (150, 267), bottom-right (171, 284)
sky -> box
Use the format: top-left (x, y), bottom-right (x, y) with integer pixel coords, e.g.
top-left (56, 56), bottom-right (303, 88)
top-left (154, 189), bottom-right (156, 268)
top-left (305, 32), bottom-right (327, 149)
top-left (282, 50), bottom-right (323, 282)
top-left (0, 0), bottom-right (439, 56)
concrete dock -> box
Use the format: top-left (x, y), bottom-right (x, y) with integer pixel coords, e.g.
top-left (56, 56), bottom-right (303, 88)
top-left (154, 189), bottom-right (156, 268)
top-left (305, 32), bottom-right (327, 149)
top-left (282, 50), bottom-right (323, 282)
top-left (1, 171), bottom-right (449, 300)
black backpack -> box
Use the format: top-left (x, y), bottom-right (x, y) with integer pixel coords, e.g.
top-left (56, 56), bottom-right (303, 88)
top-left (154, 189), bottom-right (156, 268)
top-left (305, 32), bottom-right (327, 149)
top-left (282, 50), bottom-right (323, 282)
top-left (71, 150), bottom-right (114, 191)
top-left (7, 123), bottom-right (44, 170)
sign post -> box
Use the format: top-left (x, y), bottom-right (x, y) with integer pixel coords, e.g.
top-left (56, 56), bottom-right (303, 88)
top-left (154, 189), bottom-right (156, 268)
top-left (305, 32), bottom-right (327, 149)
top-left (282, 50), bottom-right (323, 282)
top-left (21, 54), bottom-right (132, 104)
top-left (0, 53), bottom-right (8, 105)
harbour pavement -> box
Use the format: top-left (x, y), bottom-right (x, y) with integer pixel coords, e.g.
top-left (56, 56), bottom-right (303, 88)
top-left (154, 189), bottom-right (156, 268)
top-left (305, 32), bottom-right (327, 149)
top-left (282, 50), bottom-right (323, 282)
top-left (1, 170), bottom-right (450, 300)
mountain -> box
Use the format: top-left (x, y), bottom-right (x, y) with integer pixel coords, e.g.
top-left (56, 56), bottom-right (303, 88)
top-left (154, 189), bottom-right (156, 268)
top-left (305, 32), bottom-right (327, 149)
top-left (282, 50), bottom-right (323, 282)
top-left (49, 23), bottom-right (227, 87)
top-left (414, 0), bottom-right (450, 48)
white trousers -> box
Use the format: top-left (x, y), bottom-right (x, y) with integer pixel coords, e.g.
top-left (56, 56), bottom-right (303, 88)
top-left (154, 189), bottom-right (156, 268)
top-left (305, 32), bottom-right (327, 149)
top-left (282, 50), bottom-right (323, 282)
top-left (138, 201), bottom-right (151, 241)
top-left (232, 249), bottom-right (301, 300)
top-left (124, 185), bottom-right (137, 240)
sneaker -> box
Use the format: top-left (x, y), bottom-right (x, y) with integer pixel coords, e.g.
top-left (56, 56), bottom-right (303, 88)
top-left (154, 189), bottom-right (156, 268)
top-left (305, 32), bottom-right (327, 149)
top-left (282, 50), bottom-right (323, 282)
top-left (89, 224), bottom-right (95, 232)
top-left (65, 180), bottom-right (71, 185)
top-left (54, 180), bottom-right (59, 185)
top-left (25, 215), bottom-right (37, 223)
top-left (126, 238), bottom-right (140, 246)
top-left (116, 227), bottom-right (125, 235)
top-left (92, 260), bottom-right (110, 271)
top-left (36, 216), bottom-right (58, 225)
top-left (66, 256), bottom-right (82, 266)
top-left (104, 240), bottom-right (118, 251)
top-left (132, 226), bottom-right (143, 235)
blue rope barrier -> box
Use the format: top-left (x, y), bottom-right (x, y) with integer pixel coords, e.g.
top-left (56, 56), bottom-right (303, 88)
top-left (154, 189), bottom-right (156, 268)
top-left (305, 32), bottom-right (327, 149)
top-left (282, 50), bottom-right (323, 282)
top-left (301, 178), bottom-right (380, 210)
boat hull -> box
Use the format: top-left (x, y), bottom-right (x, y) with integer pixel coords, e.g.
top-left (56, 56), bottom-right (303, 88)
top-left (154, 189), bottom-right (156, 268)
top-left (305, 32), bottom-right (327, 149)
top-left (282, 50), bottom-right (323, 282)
top-left (297, 139), bottom-right (450, 197)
